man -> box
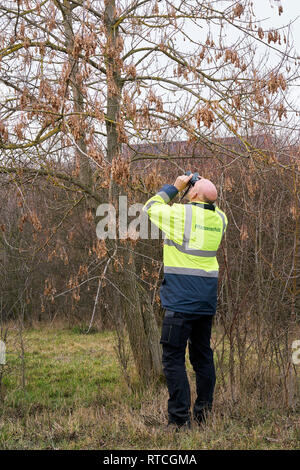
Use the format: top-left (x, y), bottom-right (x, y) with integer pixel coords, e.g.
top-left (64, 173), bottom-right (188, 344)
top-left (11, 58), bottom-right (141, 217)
top-left (143, 173), bottom-right (227, 429)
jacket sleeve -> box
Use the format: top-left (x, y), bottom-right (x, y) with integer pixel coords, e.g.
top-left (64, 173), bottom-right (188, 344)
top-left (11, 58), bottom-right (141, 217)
top-left (215, 207), bottom-right (228, 238)
top-left (142, 184), bottom-right (184, 243)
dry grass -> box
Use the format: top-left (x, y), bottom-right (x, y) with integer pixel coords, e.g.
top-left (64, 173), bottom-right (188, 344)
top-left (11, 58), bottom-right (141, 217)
top-left (0, 325), bottom-right (299, 450)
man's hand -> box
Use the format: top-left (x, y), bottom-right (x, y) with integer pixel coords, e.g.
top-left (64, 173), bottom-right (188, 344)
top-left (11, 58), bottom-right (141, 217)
top-left (174, 173), bottom-right (193, 192)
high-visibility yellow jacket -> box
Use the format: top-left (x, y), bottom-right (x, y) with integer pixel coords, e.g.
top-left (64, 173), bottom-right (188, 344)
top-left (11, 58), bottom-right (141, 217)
top-left (143, 184), bottom-right (228, 314)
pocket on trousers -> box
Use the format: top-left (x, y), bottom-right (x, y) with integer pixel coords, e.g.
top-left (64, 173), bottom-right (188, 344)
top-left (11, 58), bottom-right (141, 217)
top-left (160, 317), bottom-right (184, 347)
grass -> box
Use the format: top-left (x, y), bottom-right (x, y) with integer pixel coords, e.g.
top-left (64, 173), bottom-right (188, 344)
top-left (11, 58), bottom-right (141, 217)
top-left (0, 325), bottom-right (299, 450)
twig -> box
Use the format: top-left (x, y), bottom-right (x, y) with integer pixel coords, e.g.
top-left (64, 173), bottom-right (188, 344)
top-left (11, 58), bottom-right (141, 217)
top-left (86, 248), bottom-right (116, 333)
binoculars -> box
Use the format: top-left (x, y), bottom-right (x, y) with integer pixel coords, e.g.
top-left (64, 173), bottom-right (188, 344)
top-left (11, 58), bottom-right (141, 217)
top-left (185, 171), bottom-right (201, 186)
top-left (178, 171), bottom-right (201, 201)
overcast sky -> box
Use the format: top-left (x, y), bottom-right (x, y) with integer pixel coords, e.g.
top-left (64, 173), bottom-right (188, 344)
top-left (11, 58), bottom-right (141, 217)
top-left (255, 1), bottom-right (300, 54)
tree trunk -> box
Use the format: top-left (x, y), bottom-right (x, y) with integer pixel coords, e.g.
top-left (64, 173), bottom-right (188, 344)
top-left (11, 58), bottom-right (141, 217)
top-left (104, 0), bottom-right (162, 383)
top-left (62, 0), bottom-right (93, 190)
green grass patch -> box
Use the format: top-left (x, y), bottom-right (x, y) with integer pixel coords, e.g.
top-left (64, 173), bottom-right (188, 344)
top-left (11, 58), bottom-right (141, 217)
top-left (0, 326), bottom-right (299, 450)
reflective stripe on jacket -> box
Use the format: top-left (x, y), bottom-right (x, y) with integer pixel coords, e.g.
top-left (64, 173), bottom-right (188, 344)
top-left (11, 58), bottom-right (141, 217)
top-left (143, 184), bottom-right (228, 314)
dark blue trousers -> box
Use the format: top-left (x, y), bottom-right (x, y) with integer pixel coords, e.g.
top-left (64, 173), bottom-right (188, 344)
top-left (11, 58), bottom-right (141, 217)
top-left (160, 310), bottom-right (216, 426)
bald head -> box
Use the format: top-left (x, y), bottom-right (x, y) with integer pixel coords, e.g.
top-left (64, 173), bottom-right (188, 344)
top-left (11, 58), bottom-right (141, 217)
top-left (188, 178), bottom-right (218, 204)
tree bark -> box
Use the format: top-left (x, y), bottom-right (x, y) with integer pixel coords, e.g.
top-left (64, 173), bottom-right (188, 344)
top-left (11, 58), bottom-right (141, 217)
top-left (104, 0), bottom-right (162, 383)
top-left (62, 0), bottom-right (93, 190)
